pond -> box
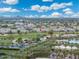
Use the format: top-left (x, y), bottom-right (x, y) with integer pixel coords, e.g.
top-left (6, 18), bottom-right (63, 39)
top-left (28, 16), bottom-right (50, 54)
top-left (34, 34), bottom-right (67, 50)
top-left (69, 40), bottom-right (79, 44)
top-left (57, 39), bottom-right (79, 44)
top-left (61, 39), bottom-right (79, 44)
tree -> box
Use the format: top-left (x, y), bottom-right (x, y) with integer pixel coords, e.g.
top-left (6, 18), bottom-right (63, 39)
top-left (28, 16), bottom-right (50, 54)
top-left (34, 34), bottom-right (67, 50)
top-left (34, 36), bottom-right (40, 42)
top-left (48, 30), bottom-right (53, 37)
top-left (70, 44), bottom-right (74, 59)
top-left (8, 31), bottom-right (13, 34)
top-left (17, 30), bottom-right (21, 34)
top-left (17, 37), bottom-right (23, 43)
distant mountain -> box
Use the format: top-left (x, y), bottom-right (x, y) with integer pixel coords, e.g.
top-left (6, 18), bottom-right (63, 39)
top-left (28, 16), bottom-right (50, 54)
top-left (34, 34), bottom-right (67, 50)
top-left (0, 16), bottom-right (79, 22)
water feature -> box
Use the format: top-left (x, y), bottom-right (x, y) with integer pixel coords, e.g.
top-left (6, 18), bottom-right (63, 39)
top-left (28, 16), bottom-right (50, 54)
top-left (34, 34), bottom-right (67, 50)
top-left (69, 40), bottom-right (79, 44)
top-left (57, 39), bottom-right (79, 44)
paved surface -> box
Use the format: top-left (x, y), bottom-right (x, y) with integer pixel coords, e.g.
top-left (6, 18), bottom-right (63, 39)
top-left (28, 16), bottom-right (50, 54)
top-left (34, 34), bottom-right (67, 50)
top-left (36, 58), bottom-right (49, 59)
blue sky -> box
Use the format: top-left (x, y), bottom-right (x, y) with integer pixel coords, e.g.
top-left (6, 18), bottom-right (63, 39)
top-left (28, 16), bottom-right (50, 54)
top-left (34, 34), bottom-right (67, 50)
top-left (0, 0), bottom-right (79, 18)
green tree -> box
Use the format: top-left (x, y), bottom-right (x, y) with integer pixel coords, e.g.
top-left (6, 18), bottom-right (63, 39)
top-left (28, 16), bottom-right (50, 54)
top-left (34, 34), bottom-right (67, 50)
top-left (17, 37), bottom-right (23, 43)
top-left (48, 30), bottom-right (53, 37)
top-left (17, 30), bottom-right (21, 34)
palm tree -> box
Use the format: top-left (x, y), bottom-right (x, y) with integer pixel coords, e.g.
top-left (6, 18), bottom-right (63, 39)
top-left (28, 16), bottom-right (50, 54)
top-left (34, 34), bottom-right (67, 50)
top-left (70, 43), bottom-right (74, 59)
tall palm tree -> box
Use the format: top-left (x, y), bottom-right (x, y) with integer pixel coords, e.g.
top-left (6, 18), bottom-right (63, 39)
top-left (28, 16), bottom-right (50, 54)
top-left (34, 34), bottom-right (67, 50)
top-left (70, 43), bottom-right (74, 59)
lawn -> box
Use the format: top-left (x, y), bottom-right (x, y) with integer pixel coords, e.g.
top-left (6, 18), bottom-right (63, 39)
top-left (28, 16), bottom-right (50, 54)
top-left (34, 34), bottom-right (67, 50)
top-left (0, 31), bottom-right (79, 46)
top-left (0, 32), bottom-right (47, 40)
top-left (0, 32), bottom-right (47, 46)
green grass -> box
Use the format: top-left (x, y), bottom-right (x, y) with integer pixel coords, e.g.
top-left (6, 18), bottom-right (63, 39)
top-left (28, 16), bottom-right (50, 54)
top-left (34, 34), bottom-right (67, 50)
top-left (0, 31), bottom-right (79, 46)
top-left (0, 32), bottom-right (47, 39)
top-left (0, 31), bottom-right (79, 58)
top-left (0, 31), bottom-right (79, 39)
top-left (0, 32), bottom-right (47, 46)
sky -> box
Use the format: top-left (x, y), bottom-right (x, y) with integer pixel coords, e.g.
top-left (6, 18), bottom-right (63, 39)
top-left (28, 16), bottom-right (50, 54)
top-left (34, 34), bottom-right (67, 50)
top-left (0, 0), bottom-right (79, 18)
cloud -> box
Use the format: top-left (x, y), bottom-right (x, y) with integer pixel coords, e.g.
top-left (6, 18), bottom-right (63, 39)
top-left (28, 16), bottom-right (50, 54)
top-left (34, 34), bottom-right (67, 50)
top-left (25, 12), bottom-right (79, 18)
top-left (63, 8), bottom-right (74, 15)
top-left (2, 15), bottom-right (12, 17)
top-left (25, 15), bottom-right (38, 18)
top-left (40, 12), bottom-right (62, 18)
top-left (0, 7), bottom-right (20, 12)
top-left (31, 5), bottom-right (49, 12)
top-left (40, 6), bottom-right (49, 11)
top-left (24, 11), bottom-right (79, 18)
top-left (40, 15), bottom-right (48, 18)
top-left (31, 2), bottom-right (73, 12)
top-left (3, 0), bottom-right (18, 5)
top-left (72, 13), bottom-right (79, 18)
top-left (42, 0), bottom-right (53, 2)
top-left (31, 5), bottom-right (40, 11)
top-left (50, 2), bottom-right (72, 10)
top-left (23, 8), bottom-right (28, 11)
top-left (51, 12), bottom-right (62, 17)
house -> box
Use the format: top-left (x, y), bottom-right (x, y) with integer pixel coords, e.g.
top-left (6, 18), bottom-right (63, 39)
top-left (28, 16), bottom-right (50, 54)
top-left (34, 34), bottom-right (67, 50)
top-left (0, 28), bottom-right (11, 34)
